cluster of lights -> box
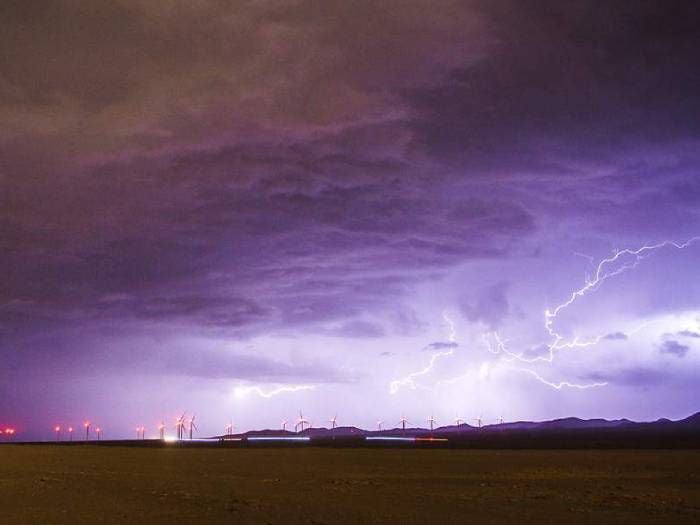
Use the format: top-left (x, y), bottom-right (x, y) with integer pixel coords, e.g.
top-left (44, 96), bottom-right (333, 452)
top-left (0, 428), bottom-right (16, 438)
top-left (365, 436), bottom-right (448, 443)
top-left (52, 422), bottom-right (101, 441)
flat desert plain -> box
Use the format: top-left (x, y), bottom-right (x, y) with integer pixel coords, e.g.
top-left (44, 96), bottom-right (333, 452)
top-left (0, 446), bottom-right (698, 524)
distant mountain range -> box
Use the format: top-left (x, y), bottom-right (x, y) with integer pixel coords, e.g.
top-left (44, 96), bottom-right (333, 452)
top-left (217, 412), bottom-right (700, 440)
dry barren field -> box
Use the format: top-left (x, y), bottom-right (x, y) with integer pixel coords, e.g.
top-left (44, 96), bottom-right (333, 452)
top-left (0, 446), bottom-right (698, 524)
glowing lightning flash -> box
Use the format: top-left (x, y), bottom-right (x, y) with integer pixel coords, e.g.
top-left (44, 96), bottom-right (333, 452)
top-left (389, 311), bottom-right (457, 394)
top-left (511, 367), bottom-right (608, 390)
top-left (233, 384), bottom-right (315, 399)
top-left (490, 237), bottom-right (700, 389)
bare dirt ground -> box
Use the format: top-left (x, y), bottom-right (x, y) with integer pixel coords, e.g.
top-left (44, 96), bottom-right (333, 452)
top-left (0, 446), bottom-right (698, 524)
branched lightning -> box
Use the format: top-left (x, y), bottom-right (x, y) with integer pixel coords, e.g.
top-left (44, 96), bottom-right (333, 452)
top-left (510, 367), bottom-right (608, 390)
top-left (489, 237), bottom-right (700, 389)
top-left (233, 384), bottom-right (315, 399)
top-left (389, 311), bottom-right (457, 394)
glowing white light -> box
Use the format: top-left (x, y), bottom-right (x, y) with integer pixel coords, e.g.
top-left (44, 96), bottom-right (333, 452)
top-left (233, 384), bottom-right (315, 399)
top-left (488, 237), bottom-right (700, 389)
top-left (246, 436), bottom-right (310, 441)
top-left (365, 436), bottom-right (415, 442)
top-left (389, 311), bottom-right (458, 394)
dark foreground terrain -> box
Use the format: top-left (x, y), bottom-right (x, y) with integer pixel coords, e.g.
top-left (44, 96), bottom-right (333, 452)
top-left (0, 446), bottom-right (698, 524)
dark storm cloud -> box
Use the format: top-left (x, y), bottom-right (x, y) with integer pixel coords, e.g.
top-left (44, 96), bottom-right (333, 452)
top-left (424, 342), bottom-right (459, 351)
top-left (604, 332), bottom-right (628, 341)
top-left (460, 281), bottom-right (511, 329)
top-left (659, 340), bottom-right (690, 358)
top-left (586, 367), bottom-right (665, 387)
top-left (321, 320), bottom-right (385, 339)
top-left (3, 0), bottom-right (700, 397)
top-left (0, 328), bottom-right (347, 383)
top-left (409, 0), bottom-right (700, 166)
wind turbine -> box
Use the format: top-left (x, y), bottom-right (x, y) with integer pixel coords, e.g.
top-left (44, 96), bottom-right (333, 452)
top-left (68, 426), bottom-right (74, 441)
top-left (455, 416), bottom-right (464, 427)
top-left (428, 415), bottom-right (436, 432)
top-left (377, 420), bottom-right (383, 431)
top-left (188, 415), bottom-right (198, 440)
top-left (295, 411), bottom-right (310, 433)
top-left (158, 422), bottom-right (165, 440)
top-left (54, 426), bottom-right (61, 441)
top-left (329, 414), bottom-right (337, 430)
top-left (474, 415), bottom-right (483, 429)
top-left (281, 420), bottom-right (288, 431)
top-left (96, 427), bottom-right (102, 440)
top-left (84, 421), bottom-right (91, 441)
top-left (176, 413), bottom-right (187, 440)
top-left (225, 422), bottom-right (233, 436)
top-left (498, 415), bottom-right (504, 425)
top-left (399, 414), bottom-right (409, 431)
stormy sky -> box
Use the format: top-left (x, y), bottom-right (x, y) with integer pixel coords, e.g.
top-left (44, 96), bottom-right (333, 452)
top-left (2, 0), bottom-right (699, 439)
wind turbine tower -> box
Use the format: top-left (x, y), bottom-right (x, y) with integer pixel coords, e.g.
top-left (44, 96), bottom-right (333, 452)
top-left (329, 414), bottom-right (337, 430)
top-left (188, 415), bottom-right (198, 440)
top-left (159, 422), bottom-right (165, 440)
top-left (428, 415), bottom-right (437, 432)
top-left (295, 411), bottom-right (310, 433)
top-left (84, 421), bottom-right (91, 441)
top-left (176, 413), bottom-right (186, 440)
top-left (399, 415), bottom-right (409, 431)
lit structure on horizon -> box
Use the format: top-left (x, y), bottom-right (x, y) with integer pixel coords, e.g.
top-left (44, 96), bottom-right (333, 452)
top-left (295, 411), bottom-right (310, 433)
top-left (176, 413), bottom-right (187, 440)
top-left (188, 415), bottom-right (198, 440)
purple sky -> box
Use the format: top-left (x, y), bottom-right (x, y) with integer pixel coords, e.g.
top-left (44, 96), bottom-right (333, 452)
top-left (2, 1), bottom-right (699, 440)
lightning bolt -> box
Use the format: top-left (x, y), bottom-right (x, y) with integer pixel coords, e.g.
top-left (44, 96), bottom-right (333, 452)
top-left (510, 367), bottom-right (608, 390)
top-left (389, 311), bottom-right (457, 394)
top-left (233, 384), bottom-right (315, 399)
top-left (490, 237), bottom-right (700, 388)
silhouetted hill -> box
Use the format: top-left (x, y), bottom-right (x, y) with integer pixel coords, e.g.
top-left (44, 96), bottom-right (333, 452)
top-left (206, 412), bottom-right (700, 448)
top-left (672, 412), bottom-right (700, 427)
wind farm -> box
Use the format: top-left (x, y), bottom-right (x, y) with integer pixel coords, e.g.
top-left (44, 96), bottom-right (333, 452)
top-left (5, 411), bottom-right (697, 449)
